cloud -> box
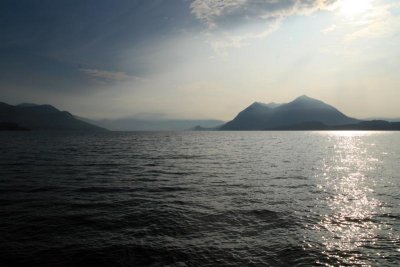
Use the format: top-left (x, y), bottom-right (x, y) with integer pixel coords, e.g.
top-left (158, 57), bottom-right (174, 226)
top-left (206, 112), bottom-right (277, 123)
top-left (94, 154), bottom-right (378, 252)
top-left (322, 24), bottom-right (337, 34)
top-left (190, 0), bottom-right (247, 28)
top-left (190, 0), bottom-right (338, 53)
top-left (345, 2), bottom-right (400, 42)
top-left (80, 68), bottom-right (144, 83)
top-left (209, 18), bottom-right (283, 55)
top-left (191, 0), bottom-right (337, 28)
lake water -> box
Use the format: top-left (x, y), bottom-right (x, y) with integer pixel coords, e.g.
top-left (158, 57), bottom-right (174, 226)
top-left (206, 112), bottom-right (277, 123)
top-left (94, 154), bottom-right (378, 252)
top-left (0, 131), bottom-right (399, 266)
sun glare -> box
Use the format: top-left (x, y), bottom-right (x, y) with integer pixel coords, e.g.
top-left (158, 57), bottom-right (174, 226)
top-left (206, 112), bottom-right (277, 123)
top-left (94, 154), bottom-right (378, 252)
top-left (339, 0), bottom-right (373, 19)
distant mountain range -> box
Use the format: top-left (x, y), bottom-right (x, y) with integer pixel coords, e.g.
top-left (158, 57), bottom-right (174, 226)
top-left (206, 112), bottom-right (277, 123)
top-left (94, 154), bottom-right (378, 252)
top-left (216, 95), bottom-right (400, 131)
top-left (0, 102), bottom-right (105, 131)
top-left (0, 101), bottom-right (224, 131)
top-left (2, 96), bottom-right (399, 131)
top-left (85, 118), bottom-right (225, 131)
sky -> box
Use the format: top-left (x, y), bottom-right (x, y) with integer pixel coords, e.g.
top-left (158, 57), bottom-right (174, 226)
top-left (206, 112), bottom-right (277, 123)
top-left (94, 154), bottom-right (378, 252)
top-left (1, 0), bottom-right (400, 120)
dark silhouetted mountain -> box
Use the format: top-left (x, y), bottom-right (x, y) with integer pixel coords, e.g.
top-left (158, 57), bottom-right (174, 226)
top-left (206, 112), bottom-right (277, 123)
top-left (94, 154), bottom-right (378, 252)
top-left (84, 117), bottom-right (225, 131)
top-left (334, 120), bottom-right (400, 130)
top-left (363, 117), bottom-right (400, 123)
top-left (0, 122), bottom-right (29, 131)
top-left (271, 121), bottom-right (329, 130)
top-left (0, 102), bottom-right (106, 131)
top-left (16, 103), bottom-right (39, 108)
top-left (220, 95), bottom-right (360, 130)
top-left (269, 121), bottom-right (400, 131)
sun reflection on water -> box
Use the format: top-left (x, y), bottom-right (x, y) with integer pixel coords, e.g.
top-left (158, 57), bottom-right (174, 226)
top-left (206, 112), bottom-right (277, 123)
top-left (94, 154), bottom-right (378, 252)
top-left (312, 131), bottom-right (385, 265)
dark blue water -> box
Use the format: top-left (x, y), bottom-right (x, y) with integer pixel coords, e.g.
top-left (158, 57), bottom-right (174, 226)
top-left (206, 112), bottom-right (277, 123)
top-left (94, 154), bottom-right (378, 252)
top-left (1, 131), bottom-right (399, 266)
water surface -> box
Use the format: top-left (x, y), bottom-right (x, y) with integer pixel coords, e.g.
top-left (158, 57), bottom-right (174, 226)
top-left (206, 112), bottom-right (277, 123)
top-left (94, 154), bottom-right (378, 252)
top-left (0, 131), bottom-right (399, 266)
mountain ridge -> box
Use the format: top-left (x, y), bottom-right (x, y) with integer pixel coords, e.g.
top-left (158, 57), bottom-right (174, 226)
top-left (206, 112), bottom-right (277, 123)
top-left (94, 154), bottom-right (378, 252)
top-left (0, 102), bottom-right (106, 131)
top-left (219, 95), bottom-right (399, 131)
top-left (85, 117), bottom-right (225, 131)
top-left (2, 96), bottom-right (399, 132)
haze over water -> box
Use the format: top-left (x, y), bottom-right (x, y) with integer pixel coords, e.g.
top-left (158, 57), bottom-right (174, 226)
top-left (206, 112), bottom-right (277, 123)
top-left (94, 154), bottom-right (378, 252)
top-left (1, 131), bottom-right (399, 266)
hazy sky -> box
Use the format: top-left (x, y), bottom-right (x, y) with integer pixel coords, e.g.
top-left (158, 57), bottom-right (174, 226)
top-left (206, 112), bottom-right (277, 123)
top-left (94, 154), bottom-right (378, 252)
top-left (1, 0), bottom-right (399, 120)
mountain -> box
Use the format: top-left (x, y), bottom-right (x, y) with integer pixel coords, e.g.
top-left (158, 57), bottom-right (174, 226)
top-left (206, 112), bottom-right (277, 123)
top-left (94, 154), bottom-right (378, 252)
top-left (0, 102), bottom-right (106, 131)
top-left (264, 102), bottom-right (282, 109)
top-left (220, 95), bottom-right (360, 130)
top-left (334, 120), bottom-right (400, 130)
top-left (0, 122), bottom-right (29, 131)
top-left (268, 120), bottom-right (400, 131)
top-left (16, 103), bottom-right (40, 108)
top-left (363, 117), bottom-right (400, 123)
top-left (85, 117), bottom-right (225, 131)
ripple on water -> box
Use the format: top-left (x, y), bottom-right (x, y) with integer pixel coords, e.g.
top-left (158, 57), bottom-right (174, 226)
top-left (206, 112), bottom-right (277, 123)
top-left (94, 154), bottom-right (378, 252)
top-left (0, 131), bottom-right (399, 266)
